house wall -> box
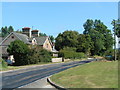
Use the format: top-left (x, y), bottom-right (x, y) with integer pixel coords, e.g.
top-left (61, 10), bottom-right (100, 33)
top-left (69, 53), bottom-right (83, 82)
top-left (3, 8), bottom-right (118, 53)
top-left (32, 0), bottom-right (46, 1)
top-left (43, 38), bottom-right (52, 52)
top-left (1, 33), bottom-right (19, 46)
top-left (32, 38), bottom-right (37, 45)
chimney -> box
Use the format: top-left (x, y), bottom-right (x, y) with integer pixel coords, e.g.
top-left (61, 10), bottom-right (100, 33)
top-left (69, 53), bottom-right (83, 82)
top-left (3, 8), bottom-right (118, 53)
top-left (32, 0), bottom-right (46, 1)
top-left (31, 30), bottom-right (39, 37)
top-left (22, 27), bottom-right (31, 38)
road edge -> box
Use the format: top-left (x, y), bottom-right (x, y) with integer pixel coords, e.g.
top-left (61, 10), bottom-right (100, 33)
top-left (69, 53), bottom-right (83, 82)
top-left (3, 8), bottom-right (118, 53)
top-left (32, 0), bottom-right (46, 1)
top-left (47, 76), bottom-right (66, 90)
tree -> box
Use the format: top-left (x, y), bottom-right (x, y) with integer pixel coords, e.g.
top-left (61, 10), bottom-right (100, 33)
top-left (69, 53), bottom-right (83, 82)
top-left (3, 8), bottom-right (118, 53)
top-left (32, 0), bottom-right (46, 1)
top-left (8, 26), bottom-right (14, 33)
top-left (83, 19), bottom-right (94, 34)
top-left (49, 35), bottom-right (54, 43)
top-left (83, 19), bottom-right (114, 56)
top-left (55, 30), bottom-right (79, 51)
top-left (39, 33), bottom-right (47, 36)
top-left (7, 40), bottom-right (30, 66)
top-left (77, 34), bottom-right (93, 56)
top-left (111, 19), bottom-right (120, 37)
top-left (0, 26), bottom-right (14, 37)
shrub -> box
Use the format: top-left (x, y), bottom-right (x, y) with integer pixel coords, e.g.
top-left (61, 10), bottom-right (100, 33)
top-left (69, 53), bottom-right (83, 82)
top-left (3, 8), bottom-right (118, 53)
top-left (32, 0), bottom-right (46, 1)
top-left (28, 46), bottom-right (52, 64)
top-left (7, 40), bottom-right (30, 66)
top-left (58, 47), bottom-right (86, 59)
top-left (0, 59), bottom-right (8, 69)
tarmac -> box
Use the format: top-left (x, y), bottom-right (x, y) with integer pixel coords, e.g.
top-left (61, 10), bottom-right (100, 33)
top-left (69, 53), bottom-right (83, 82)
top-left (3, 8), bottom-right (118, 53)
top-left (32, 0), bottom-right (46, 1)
top-left (18, 76), bottom-right (57, 89)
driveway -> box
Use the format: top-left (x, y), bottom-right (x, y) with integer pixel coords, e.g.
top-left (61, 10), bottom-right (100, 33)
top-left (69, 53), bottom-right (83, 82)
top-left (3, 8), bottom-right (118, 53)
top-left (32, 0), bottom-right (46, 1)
top-left (2, 59), bottom-right (95, 89)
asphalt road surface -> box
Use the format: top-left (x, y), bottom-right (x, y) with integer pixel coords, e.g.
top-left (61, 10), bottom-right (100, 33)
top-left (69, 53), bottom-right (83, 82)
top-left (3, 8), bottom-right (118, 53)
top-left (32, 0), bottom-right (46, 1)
top-left (2, 59), bottom-right (96, 89)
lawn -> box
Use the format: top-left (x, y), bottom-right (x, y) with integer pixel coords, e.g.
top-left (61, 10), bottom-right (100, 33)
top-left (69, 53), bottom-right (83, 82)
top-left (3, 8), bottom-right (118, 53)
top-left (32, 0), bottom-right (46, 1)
top-left (50, 61), bottom-right (118, 88)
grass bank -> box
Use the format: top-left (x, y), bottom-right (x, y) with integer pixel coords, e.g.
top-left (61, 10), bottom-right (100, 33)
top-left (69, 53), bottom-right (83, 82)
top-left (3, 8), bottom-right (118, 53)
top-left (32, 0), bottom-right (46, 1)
top-left (50, 61), bottom-right (118, 88)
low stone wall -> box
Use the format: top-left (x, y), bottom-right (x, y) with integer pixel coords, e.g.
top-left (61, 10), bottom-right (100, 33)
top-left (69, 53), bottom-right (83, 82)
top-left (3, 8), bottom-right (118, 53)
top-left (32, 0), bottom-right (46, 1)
top-left (52, 58), bottom-right (62, 62)
top-left (52, 58), bottom-right (71, 62)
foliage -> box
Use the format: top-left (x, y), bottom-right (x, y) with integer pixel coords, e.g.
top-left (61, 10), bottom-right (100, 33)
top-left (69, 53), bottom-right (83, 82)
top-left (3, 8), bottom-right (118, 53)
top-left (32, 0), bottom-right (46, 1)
top-left (77, 34), bottom-right (93, 56)
top-left (111, 19), bottom-right (120, 37)
top-left (0, 26), bottom-right (14, 37)
top-left (117, 50), bottom-right (120, 60)
top-left (49, 35), bottom-right (54, 43)
top-left (0, 59), bottom-right (8, 69)
top-left (83, 19), bottom-right (114, 56)
top-left (58, 47), bottom-right (86, 59)
top-left (55, 30), bottom-right (79, 51)
top-left (39, 33), bottom-right (47, 36)
top-left (28, 46), bottom-right (52, 64)
top-left (7, 40), bottom-right (30, 66)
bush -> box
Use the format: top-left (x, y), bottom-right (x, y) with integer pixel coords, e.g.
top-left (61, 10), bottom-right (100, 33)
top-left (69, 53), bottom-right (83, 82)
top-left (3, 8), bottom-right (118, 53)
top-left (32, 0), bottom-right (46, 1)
top-left (58, 47), bottom-right (86, 59)
top-left (7, 40), bottom-right (30, 66)
top-left (0, 59), bottom-right (8, 68)
top-left (28, 46), bottom-right (52, 64)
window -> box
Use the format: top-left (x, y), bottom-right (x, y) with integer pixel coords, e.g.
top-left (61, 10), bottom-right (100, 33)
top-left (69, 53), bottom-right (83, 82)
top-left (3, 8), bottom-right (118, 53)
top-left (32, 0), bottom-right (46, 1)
top-left (119, 41), bottom-right (120, 44)
top-left (11, 36), bottom-right (14, 39)
top-left (46, 44), bottom-right (49, 48)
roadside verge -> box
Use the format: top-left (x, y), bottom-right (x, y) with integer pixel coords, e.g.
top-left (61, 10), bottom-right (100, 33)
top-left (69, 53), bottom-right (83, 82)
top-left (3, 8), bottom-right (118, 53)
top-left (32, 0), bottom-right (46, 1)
top-left (47, 76), bottom-right (66, 90)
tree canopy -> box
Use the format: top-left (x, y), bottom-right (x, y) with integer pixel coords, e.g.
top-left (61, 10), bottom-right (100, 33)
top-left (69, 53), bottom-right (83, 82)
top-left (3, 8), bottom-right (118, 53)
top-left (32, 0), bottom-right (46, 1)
top-left (7, 40), bottom-right (29, 66)
top-left (55, 30), bottom-right (79, 51)
top-left (0, 26), bottom-right (14, 37)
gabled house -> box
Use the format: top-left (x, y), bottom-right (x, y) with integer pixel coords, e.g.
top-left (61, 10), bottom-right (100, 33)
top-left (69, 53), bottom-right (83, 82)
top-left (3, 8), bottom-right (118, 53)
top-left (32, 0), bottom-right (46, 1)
top-left (0, 27), bottom-right (54, 59)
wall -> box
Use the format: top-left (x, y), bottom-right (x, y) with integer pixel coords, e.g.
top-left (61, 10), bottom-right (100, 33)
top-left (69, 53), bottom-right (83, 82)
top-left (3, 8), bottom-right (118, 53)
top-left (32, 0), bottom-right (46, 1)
top-left (43, 38), bottom-right (52, 52)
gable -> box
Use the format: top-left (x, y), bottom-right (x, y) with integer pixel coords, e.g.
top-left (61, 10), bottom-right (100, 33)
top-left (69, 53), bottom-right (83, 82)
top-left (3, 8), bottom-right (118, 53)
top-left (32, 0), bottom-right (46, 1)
top-left (1, 33), bottom-right (20, 46)
top-left (43, 37), bottom-right (53, 51)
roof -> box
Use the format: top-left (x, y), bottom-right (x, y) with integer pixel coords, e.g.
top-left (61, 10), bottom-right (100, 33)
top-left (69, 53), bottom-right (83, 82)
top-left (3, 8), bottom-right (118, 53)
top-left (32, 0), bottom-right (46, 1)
top-left (13, 32), bottom-right (30, 44)
top-left (22, 27), bottom-right (30, 29)
top-left (32, 30), bottom-right (39, 32)
top-left (0, 37), bottom-right (2, 43)
top-left (0, 32), bottom-right (31, 45)
top-left (35, 36), bottom-right (48, 45)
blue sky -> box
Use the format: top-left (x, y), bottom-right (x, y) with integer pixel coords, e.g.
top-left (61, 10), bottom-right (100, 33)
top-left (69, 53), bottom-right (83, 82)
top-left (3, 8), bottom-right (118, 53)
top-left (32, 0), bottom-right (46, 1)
top-left (2, 2), bottom-right (118, 37)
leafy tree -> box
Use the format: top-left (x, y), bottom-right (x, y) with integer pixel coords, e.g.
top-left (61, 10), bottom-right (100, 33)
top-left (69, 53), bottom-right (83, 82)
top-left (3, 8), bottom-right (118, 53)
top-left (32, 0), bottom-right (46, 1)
top-left (7, 40), bottom-right (30, 66)
top-left (77, 34), bottom-right (93, 56)
top-left (8, 26), bottom-right (14, 33)
top-left (49, 35), bottom-right (54, 43)
top-left (55, 30), bottom-right (79, 51)
top-left (83, 19), bottom-right (94, 34)
top-left (0, 26), bottom-right (14, 37)
top-left (111, 19), bottom-right (120, 37)
top-left (83, 19), bottom-right (114, 56)
top-left (39, 33), bottom-right (47, 36)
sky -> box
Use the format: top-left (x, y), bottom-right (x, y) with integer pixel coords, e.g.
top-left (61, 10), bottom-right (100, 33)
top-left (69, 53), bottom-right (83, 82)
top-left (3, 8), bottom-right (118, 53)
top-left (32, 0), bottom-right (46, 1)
top-left (2, 2), bottom-right (118, 37)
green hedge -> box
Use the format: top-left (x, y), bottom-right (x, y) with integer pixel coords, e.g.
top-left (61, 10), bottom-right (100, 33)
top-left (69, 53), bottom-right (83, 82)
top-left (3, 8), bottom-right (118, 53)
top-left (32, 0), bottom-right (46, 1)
top-left (59, 50), bottom-right (86, 59)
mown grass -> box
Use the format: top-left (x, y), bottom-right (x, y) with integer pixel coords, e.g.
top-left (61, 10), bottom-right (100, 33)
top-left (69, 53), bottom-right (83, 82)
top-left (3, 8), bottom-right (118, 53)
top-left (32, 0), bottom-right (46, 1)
top-left (50, 61), bottom-right (118, 88)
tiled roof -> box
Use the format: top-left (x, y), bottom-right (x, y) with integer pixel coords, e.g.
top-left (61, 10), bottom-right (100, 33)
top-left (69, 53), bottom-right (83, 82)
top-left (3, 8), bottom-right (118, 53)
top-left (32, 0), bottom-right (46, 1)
top-left (0, 37), bottom-right (2, 43)
top-left (13, 32), bottom-right (31, 44)
top-left (35, 36), bottom-right (48, 45)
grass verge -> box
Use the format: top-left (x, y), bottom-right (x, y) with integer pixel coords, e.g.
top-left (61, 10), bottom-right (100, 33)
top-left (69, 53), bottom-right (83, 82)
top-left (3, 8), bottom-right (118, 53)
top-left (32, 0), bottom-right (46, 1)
top-left (50, 61), bottom-right (118, 88)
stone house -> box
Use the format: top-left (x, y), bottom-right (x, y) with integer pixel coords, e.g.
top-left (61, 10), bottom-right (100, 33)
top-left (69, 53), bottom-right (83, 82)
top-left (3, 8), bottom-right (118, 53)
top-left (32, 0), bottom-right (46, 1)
top-left (0, 27), bottom-right (54, 60)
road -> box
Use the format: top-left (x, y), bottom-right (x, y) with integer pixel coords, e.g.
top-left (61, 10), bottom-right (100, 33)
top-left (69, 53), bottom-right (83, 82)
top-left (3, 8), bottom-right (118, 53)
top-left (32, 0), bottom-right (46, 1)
top-left (2, 59), bottom-right (96, 89)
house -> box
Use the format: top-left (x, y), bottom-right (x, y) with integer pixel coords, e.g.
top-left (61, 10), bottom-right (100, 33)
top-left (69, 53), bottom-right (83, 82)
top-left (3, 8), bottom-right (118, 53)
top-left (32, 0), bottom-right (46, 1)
top-left (0, 27), bottom-right (54, 60)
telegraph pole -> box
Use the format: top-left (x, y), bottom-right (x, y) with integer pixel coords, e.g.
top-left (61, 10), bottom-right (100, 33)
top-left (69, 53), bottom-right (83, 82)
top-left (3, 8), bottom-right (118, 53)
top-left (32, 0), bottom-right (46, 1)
top-left (113, 19), bottom-right (116, 61)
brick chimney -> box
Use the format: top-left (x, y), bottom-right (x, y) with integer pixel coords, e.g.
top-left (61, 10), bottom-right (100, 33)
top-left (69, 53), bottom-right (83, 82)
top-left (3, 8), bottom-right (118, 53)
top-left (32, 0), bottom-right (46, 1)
top-left (22, 27), bottom-right (31, 38)
top-left (31, 30), bottom-right (39, 37)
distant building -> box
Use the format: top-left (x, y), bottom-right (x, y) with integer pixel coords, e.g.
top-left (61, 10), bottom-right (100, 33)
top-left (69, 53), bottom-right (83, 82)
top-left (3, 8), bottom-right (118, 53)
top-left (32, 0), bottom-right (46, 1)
top-left (0, 27), bottom-right (55, 60)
